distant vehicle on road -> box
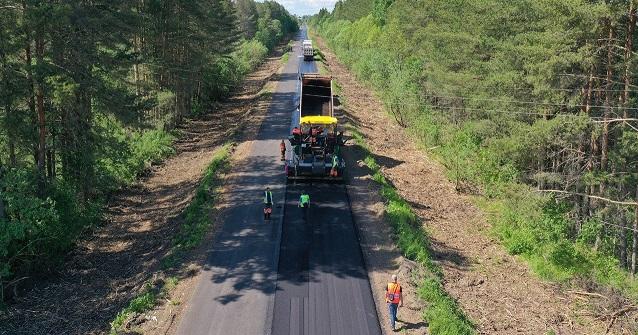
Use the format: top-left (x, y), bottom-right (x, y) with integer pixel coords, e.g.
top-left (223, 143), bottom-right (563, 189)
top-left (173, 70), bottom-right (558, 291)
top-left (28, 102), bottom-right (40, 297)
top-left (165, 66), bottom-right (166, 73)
top-left (302, 39), bottom-right (314, 61)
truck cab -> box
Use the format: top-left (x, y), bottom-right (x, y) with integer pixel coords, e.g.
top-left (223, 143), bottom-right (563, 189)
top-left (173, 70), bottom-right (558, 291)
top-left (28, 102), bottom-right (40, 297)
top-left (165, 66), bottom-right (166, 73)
top-left (302, 40), bottom-right (314, 61)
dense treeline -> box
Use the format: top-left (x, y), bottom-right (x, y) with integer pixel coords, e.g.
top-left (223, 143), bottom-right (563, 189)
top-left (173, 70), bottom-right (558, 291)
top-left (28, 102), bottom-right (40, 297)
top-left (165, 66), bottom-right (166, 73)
top-left (312, 0), bottom-right (638, 296)
top-left (0, 0), bottom-right (297, 299)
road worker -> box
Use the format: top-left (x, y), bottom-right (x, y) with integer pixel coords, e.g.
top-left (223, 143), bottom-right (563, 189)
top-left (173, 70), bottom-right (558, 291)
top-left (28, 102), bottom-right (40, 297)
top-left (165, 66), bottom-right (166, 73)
top-left (299, 191), bottom-right (310, 220)
top-left (292, 126), bottom-right (301, 140)
top-left (385, 274), bottom-right (403, 331)
top-left (336, 131), bottom-right (344, 146)
top-left (280, 139), bottom-right (286, 161)
top-left (326, 132), bottom-right (336, 153)
top-left (335, 131), bottom-right (344, 156)
top-left (263, 187), bottom-right (273, 220)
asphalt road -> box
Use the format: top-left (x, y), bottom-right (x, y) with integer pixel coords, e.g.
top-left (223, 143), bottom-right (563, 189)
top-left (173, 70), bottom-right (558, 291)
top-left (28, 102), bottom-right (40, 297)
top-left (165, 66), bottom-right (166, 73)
top-left (272, 183), bottom-right (381, 335)
top-left (176, 28), bottom-right (381, 335)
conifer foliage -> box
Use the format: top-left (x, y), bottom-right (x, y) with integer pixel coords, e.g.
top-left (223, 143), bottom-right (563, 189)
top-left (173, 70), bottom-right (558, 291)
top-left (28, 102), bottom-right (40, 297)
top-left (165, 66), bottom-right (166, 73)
top-left (0, 0), bottom-right (297, 300)
top-left (313, 0), bottom-right (638, 296)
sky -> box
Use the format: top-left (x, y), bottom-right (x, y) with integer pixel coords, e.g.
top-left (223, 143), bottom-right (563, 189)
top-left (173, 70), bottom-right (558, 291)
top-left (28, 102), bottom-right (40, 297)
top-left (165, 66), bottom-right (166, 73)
top-left (270, 0), bottom-right (337, 16)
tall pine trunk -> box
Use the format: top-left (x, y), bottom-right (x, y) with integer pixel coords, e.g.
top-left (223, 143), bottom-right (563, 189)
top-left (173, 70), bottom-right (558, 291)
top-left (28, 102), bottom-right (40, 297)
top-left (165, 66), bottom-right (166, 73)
top-left (619, 179), bottom-right (627, 268)
top-left (0, 164), bottom-right (5, 221)
top-left (35, 35), bottom-right (46, 187)
top-left (619, 2), bottom-right (635, 269)
top-left (595, 22), bottom-right (615, 251)
top-left (5, 102), bottom-right (16, 167)
top-left (623, 2), bottom-right (635, 121)
top-left (582, 66), bottom-right (594, 114)
top-left (633, 185), bottom-right (638, 276)
top-left (601, 22), bottom-right (613, 174)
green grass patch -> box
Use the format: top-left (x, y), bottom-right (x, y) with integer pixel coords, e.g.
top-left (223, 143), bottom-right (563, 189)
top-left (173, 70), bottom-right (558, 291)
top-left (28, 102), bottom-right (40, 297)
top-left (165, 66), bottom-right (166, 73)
top-left (348, 125), bottom-right (475, 334)
top-left (333, 81), bottom-right (342, 96)
top-left (281, 39), bottom-right (297, 64)
top-left (162, 143), bottom-right (233, 268)
top-left (110, 145), bottom-right (231, 333)
top-left (109, 276), bottom-right (178, 334)
top-left (313, 48), bottom-right (326, 63)
top-left (175, 143), bottom-right (231, 249)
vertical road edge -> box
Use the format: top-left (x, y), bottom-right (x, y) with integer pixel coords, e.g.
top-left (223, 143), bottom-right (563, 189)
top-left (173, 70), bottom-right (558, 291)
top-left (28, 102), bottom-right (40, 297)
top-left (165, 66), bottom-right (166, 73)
top-left (343, 182), bottom-right (384, 335)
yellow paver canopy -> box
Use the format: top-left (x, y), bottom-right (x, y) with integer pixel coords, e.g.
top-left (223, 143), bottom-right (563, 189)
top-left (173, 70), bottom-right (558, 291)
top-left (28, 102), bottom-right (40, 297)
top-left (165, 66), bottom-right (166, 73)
top-left (300, 115), bottom-right (337, 125)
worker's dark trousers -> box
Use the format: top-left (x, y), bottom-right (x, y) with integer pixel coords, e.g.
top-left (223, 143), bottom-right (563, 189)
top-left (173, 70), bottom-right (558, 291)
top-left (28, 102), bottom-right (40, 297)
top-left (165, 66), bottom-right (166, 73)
top-left (301, 206), bottom-right (308, 221)
top-left (388, 303), bottom-right (398, 330)
top-left (264, 204), bottom-right (272, 220)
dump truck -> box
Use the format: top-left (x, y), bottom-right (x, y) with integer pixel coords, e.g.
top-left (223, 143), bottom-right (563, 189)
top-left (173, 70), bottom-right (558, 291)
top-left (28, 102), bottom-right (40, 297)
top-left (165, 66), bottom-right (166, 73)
top-left (286, 74), bottom-right (345, 181)
top-left (302, 40), bottom-right (314, 61)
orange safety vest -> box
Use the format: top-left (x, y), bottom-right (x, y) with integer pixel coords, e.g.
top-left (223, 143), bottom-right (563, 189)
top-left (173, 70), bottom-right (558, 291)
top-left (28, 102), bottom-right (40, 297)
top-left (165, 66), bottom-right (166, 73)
top-left (386, 282), bottom-right (401, 304)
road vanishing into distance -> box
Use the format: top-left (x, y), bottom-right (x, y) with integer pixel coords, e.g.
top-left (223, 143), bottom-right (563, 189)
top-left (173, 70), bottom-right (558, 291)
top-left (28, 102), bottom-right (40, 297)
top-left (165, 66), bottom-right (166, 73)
top-left (176, 28), bottom-right (382, 335)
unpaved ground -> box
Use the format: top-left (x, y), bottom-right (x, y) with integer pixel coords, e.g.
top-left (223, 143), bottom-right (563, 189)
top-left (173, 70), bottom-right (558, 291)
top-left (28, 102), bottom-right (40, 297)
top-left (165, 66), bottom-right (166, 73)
top-left (315, 36), bottom-right (638, 335)
top-left (344, 138), bottom-right (428, 335)
top-left (0, 43), bottom-right (288, 335)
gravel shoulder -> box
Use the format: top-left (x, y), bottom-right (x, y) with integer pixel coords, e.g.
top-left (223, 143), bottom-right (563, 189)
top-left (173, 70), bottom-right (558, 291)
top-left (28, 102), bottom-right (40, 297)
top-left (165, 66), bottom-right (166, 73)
top-left (315, 35), bottom-right (632, 335)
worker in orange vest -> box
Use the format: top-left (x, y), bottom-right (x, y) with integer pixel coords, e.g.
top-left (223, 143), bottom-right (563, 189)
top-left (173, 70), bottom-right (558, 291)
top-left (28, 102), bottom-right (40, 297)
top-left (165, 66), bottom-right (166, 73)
top-left (385, 274), bottom-right (403, 331)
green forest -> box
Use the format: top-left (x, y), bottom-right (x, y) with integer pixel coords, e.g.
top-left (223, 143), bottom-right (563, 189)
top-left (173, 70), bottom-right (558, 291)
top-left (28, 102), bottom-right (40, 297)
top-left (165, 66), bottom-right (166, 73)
top-left (312, 0), bottom-right (638, 300)
top-left (0, 0), bottom-right (297, 300)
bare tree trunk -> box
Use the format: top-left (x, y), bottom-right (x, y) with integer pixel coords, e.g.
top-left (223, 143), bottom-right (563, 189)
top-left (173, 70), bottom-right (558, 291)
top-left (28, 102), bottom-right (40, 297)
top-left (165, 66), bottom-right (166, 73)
top-left (633, 185), bottom-right (638, 277)
top-left (601, 22), bottom-right (613, 173)
top-left (583, 66), bottom-right (594, 114)
top-left (5, 102), bottom-right (16, 166)
top-left (0, 165), bottom-right (5, 221)
top-left (25, 40), bottom-right (36, 141)
top-left (34, 36), bottom-right (46, 191)
top-left (594, 22), bottom-right (615, 251)
top-left (50, 132), bottom-right (56, 179)
top-left (134, 33), bottom-right (141, 97)
top-left (620, 180), bottom-right (627, 268)
top-left (23, 1), bottom-right (38, 174)
top-left (46, 148), bottom-right (54, 180)
top-left (8, 142), bottom-right (16, 167)
top-left (0, 194), bottom-right (5, 221)
top-left (623, 2), bottom-right (636, 121)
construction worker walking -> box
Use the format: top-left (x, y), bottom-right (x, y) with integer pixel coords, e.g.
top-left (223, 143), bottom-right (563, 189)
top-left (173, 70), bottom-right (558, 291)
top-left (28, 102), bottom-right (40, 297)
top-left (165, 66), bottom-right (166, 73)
top-left (299, 191), bottom-right (310, 221)
top-left (280, 139), bottom-right (286, 161)
top-left (263, 187), bottom-right (273, 220)
top-left (385, 274), bottom-right (403, 331)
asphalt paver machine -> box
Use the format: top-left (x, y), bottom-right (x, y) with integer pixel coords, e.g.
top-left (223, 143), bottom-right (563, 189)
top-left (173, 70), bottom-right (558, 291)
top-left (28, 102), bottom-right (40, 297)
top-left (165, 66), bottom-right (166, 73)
top-left (286, 74), bottom-right (345, 181)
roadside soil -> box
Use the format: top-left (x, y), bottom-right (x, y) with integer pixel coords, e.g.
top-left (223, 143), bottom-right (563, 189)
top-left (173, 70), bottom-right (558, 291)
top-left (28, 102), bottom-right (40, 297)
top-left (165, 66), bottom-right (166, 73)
top-left (315, 36), bottom-right (638, 335)
top-left (0, 43), bottom-right (289, 335)
top-left (344, 125), bottom-right (428, 335)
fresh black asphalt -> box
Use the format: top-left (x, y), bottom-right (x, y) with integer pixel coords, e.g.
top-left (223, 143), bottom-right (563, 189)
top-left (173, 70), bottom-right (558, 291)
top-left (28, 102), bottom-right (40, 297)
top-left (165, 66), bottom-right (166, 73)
top-left (272, 184), bottom-right (382, 335)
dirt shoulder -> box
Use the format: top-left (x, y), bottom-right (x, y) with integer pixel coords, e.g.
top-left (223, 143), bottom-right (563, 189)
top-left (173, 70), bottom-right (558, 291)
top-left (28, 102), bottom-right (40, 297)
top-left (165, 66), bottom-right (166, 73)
top-left (344, 136), bottom-right (428, 335)
top-left (0, 43), bottom-right (288, 335)
top-left (314, 36), bottom-right (634, 334)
